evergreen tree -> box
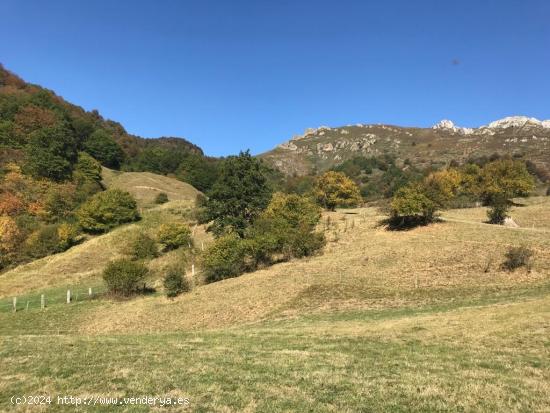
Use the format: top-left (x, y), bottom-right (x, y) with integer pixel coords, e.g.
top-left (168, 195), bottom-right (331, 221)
top-left (204, 151), bottom-right (272, 237)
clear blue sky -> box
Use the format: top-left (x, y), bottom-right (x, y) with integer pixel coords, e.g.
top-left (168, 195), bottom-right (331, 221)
top-left (1, 0), bottom-right (549, 156)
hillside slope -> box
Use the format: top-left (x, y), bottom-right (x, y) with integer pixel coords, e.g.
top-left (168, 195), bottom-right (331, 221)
top-left (2, 199), bottom-right (550, 412)
top-left (0, 170), bottom-right (203, 297)
top-left (101, 167), bottom-right (201, 207)
top-left (3, 197), bottom-right (550, 328)
top-left (260, 117), bottom-right (550, 176)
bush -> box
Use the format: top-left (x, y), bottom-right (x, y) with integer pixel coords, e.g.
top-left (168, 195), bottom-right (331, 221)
top-left (129, 232), bottom-right (158, 260)
top-left (487, 196), bottom-right (510, 225)
top-left (23, 223), bottom-right (77, 259)
top-left (157, 223), bottom-right (192, 250)
top-left (74, 152), bottom-right (102, 183)
top-left (202, 234), bottom-right (247, 283)
top-left (77, 189), bottom-right (139, 233)
top-left (103, 259), bottom-right (148, 297)
top-left (56, 222), bottom-right (79, 251)
top-left (154, 192), bottom-right (169, 204)
top-left (247, 193), bottom-right (325, 263)
top-left (163, 266), bottom-right (191, 298)
top-left (313, 171), bottom-right (362, 210)
top-left (546, 187), bottom-right (550, 196)
top-left (389, 184), bottom-right (437, 228)
top-left (503, 246), bottom-right (534, 271)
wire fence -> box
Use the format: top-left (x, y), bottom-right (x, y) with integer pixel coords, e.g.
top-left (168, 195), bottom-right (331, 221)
top-left (0, 284), bottom-right (108, 313)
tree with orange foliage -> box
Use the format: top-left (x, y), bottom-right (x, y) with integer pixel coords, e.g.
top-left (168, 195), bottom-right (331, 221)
top-left (0, 192), bottom-right (25, 216)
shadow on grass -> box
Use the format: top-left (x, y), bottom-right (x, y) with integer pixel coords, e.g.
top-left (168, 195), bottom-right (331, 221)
top-left (378, 215), bottom-right (441, 231)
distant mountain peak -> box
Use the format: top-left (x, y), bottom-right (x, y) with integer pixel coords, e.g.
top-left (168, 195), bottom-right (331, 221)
top-left (486, 116), bottom-right (549, 129)
top-left (432, 116), bottom-right (550, 133)
top-left (432, 119), bottom-right (473, 135)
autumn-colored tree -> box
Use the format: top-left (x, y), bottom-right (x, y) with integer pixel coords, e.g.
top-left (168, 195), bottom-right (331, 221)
top-left (390, 184), bottom-right (437, 227)
top-left (479, 159), bottom-right (535, 204)
top-left (0, 192), bottom-right (25, 216)
top-left (77, 189), bottom-right (139, 233)
top-left (423, 168), bottom-right (463, 208)
top-left (13, 105), bottom-right (59, 142)
top-left (0, 216), bottom-right (21, 253)
top-left (313, 171), bottom-right (362, 210)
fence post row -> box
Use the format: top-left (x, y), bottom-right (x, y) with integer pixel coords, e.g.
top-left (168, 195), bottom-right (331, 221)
top-left (6, 286), bottom-right (103, 314)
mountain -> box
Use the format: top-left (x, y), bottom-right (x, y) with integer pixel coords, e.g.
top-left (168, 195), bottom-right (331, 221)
top-left (260, 116), bottom-right (550, 176)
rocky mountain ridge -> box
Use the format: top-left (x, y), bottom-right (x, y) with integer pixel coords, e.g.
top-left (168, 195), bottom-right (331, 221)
top-left (260, 116), bottom-right (550, 176)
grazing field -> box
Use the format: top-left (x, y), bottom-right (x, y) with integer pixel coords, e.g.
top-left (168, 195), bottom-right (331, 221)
top-left (101, 167), bottom-right (201, 208)
top-left (1, 198), bottom-right (550, 412)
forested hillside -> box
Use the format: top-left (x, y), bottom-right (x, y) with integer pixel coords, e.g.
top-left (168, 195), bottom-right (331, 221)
top-left (0, 64), bottom-right (218, 271)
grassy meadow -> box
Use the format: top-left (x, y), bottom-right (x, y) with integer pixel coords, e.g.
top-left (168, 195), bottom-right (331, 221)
top-left (1, 197), bottom-right (550, 412)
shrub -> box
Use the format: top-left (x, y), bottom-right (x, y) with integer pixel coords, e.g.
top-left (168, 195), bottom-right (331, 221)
top-left (56, 222), bottom-right (79, 251)
top-left (154, 192), bottom-right (169, 204)
top-left (77, 189), bottom-right (139, 233)
top-left (546, 186), bottom-right (550, 196)
top-left (502, 246), bottom-right (534, 271)
top-left (44, 186), bottom-right (76, 221)
top-left (202, 234), bottom-right (247, 283)
top-left (23, 223), bottom-right (77, 258)
top-left (163, 266), bottom-right (191, 298)
top-left (129, 232), bottom-right (158, 260)
top-left (389, 184), bottom-right (437, 228)
top-left (263, 192), bottom-right (321, 229)
top-left (73, 152), bottom-right (102, 183)
top-left (247, 193), bottom-right (325, 263)
top-left (487, 196), bottom-right (510, 225)
top-left (313, 171), bottom-right (362, 210)
top-left (157, 223), bottom-right (192, 250)
top-left (103, 259), bottom-right (148, 297)
top-left (0, 216), bottom-right (21, 253)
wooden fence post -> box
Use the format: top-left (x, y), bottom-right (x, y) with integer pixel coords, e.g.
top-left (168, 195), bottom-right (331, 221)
top-left (26, 301), bottom-right (29, 311)
top-left (192, 264), bottom-right (195, 276)
top-left (201, 242), bottom-right (204, 251)
top-left (41, 294), bottom-right (45, 310)
top-left (67, 290), bottom-right (71, 304)
top-left (88, 287), bottom-right (92, 297)
top-left (12, 297), bottom-right (17, 312)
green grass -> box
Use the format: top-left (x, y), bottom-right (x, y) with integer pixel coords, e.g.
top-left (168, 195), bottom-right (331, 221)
top-left (1, 291), bottom-right (549, 412)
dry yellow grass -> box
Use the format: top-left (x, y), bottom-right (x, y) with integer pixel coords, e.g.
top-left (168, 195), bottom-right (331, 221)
top-left (101, 167), bottom-right (200, 207)
top-left (443, 196), bottom-right (550, 230)
top-left (79, 202), bottom-right (550, 334)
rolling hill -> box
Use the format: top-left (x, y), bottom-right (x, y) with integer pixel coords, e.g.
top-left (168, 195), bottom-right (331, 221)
top-left (101, 167), bottom-right (201, 208)
top-left (260, 116), bottom-right (550, 176)
top-left (1, 198), bottom-right (550, 411)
